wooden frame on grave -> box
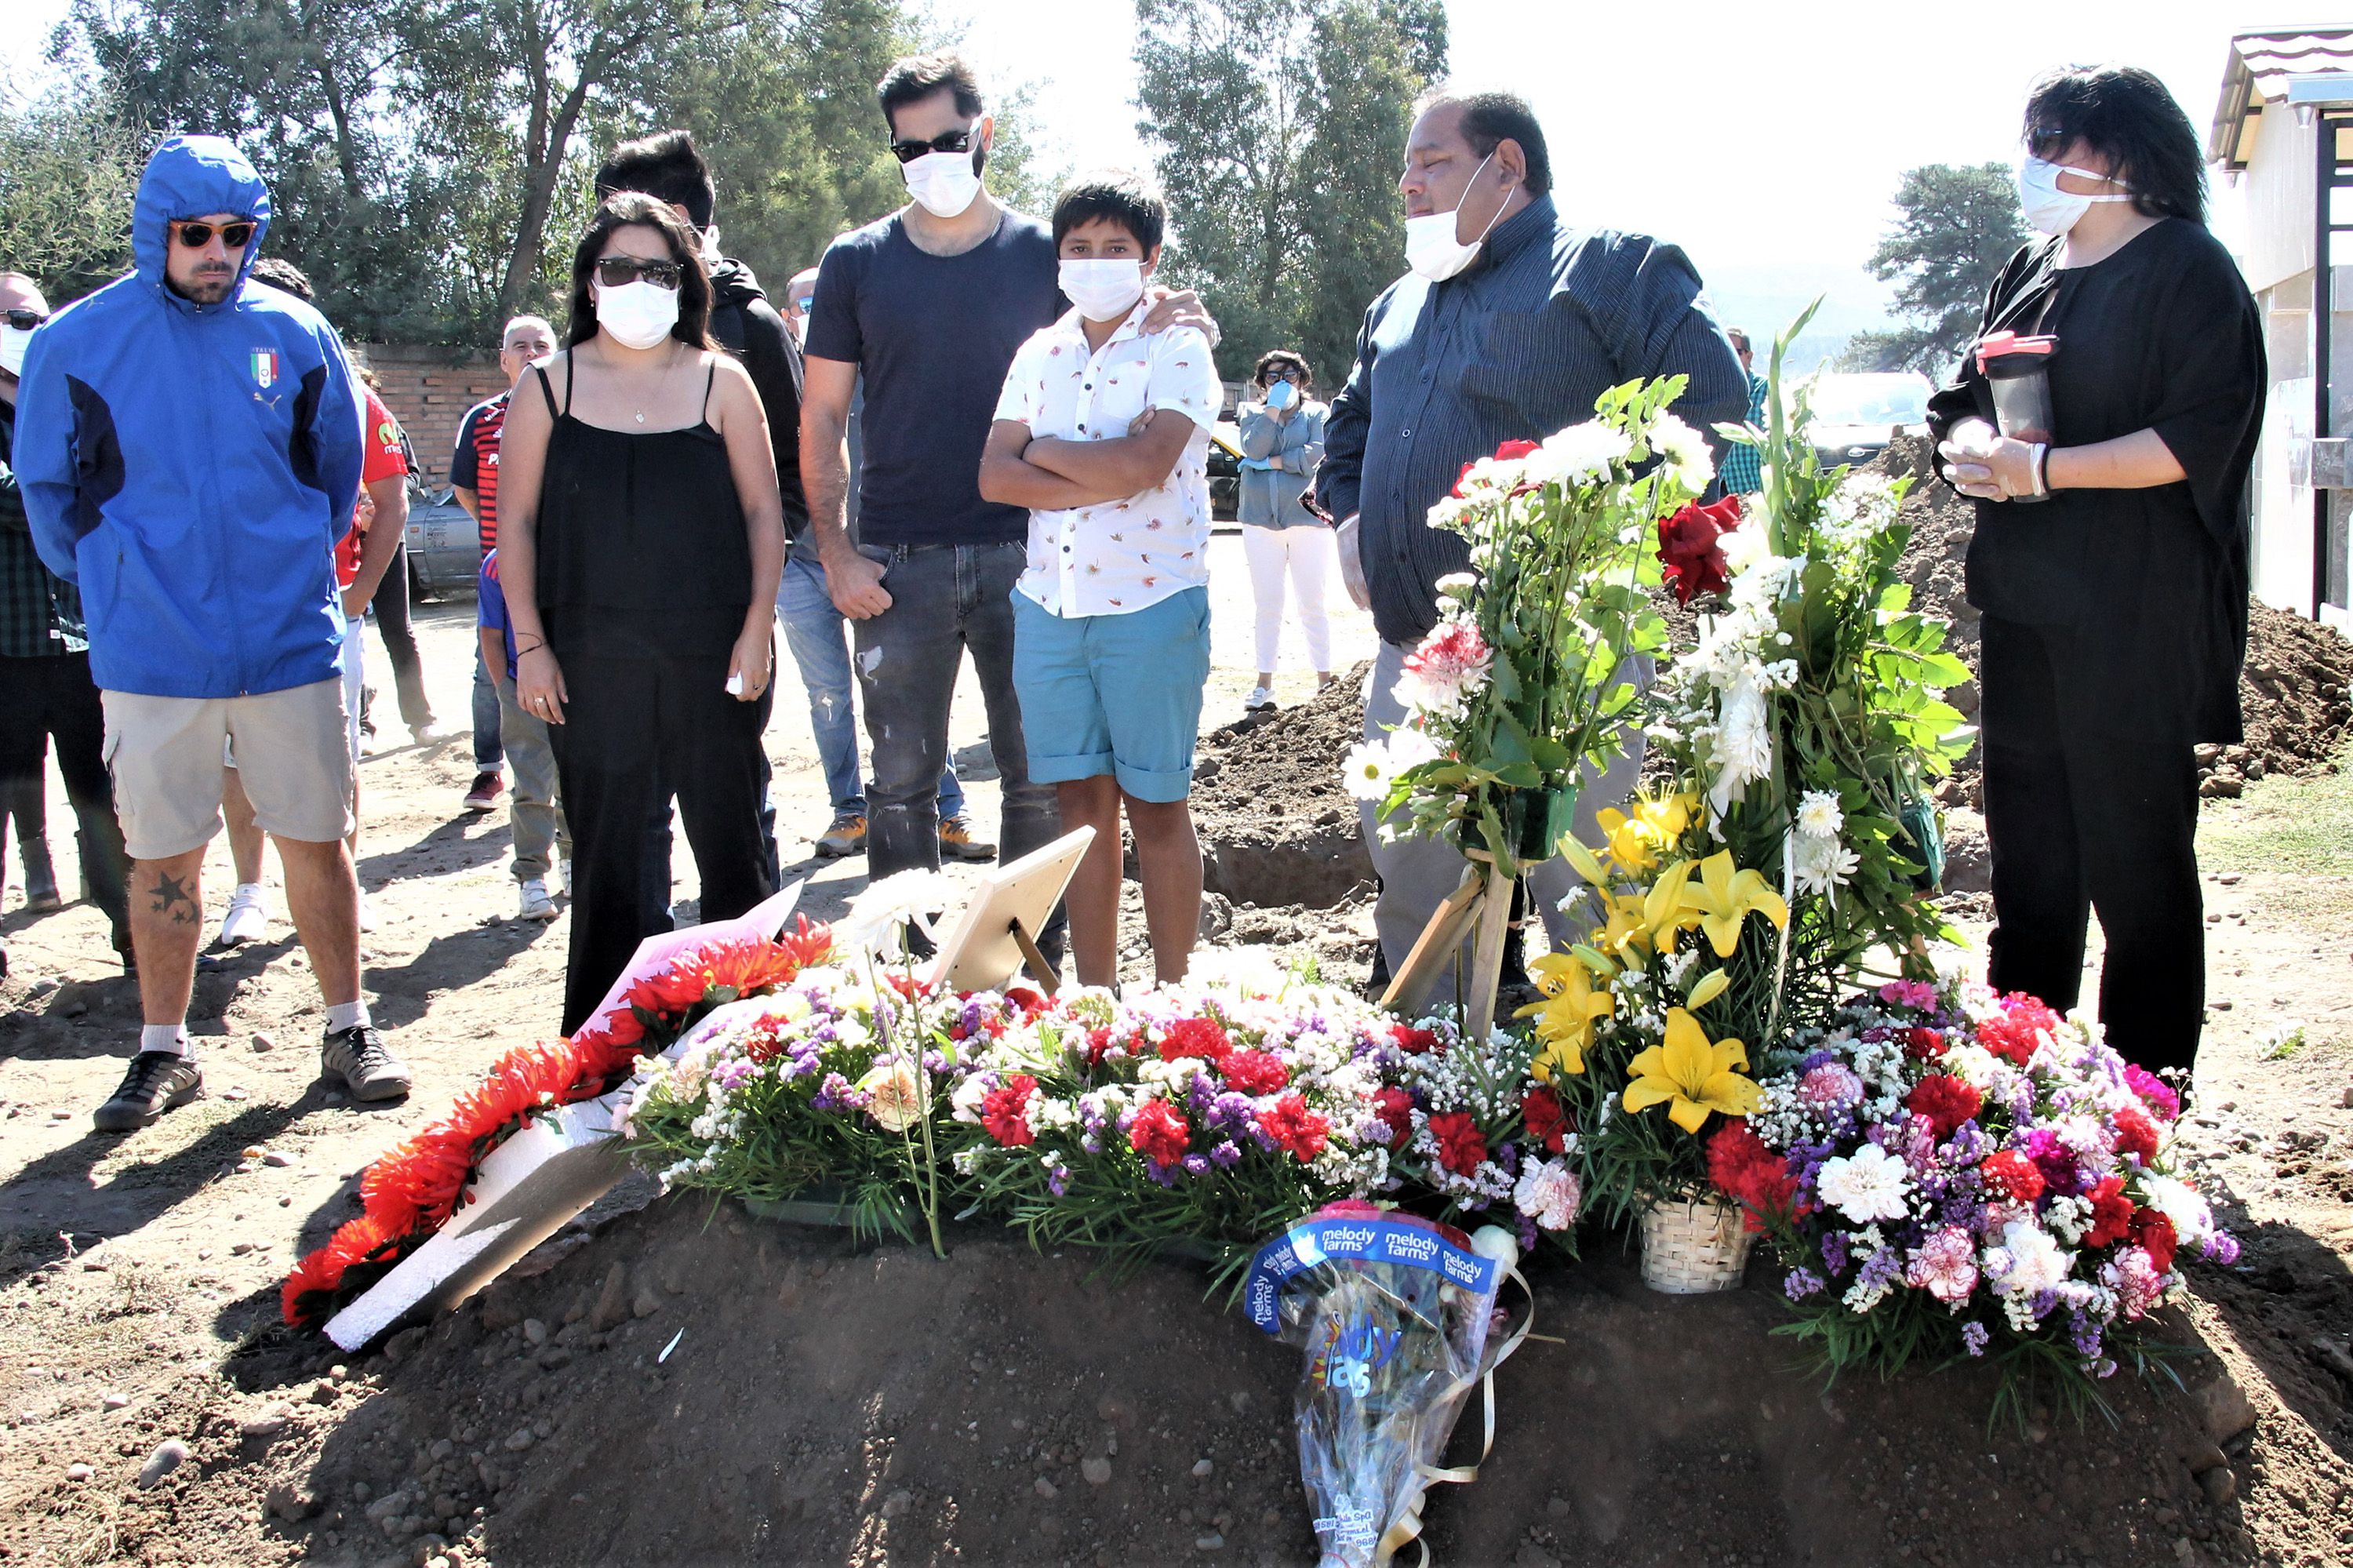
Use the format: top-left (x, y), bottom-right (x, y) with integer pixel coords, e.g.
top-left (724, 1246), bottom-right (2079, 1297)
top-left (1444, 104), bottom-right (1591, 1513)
top-left (1377, 853), bottom-right (1518, 1042)
top-left (924, 825), bottom-right (1095, 995)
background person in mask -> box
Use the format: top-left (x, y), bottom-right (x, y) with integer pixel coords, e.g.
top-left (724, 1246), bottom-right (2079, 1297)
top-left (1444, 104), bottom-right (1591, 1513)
top-left (1315, 86), bottom-right (1745, 999)
top-left (0, 270), bottom-right (132, 968)
top-left (493, 193), bottom-right (786, 1035)
top-left (801, 53), bottom-right (1212, 952)
top-left (1928, 64), bottom-right (2263, 1079)
top-left (1235, 348), bottom-right (1333, 713)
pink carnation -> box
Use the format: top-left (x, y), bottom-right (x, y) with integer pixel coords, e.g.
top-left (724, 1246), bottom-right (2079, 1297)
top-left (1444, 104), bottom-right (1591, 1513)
top-left (1399, 620), bottom-right (1493, 710)
top-left (1876, 980), bottom-right (1939, 1010)
top-left (2103, 1245), bottom-right (2168, 1321)
top-left (1904, 1225), bottom-right (1980, 1305)
top-left (2123, 1064), bottom-right (2180, 1122)
top-left (1798, 1062), bottom-right (1864, 1111)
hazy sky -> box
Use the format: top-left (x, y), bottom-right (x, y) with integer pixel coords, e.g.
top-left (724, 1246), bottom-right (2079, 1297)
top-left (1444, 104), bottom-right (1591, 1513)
top-left (3, 0), bottom-right (2281, 328)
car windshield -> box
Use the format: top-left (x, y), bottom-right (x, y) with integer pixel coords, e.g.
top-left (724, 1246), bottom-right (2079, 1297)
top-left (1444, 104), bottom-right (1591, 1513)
top-left (1809, 376), bottom-right (1929, 427)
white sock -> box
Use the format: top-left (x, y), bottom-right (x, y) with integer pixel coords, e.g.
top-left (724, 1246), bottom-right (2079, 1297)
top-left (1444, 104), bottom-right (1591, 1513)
top-left (325, 999), bottom-right (371, 1034)
top-left (140, 1024), bottom-right (191, 1059)
top-left (232, 881), bottom-right (264, 901)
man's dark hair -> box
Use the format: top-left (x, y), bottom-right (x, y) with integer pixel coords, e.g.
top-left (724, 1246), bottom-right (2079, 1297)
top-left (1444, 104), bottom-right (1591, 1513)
top-left (2023, 64), bottom-right (2206, 224)
top-left (562, 193), bottom-right (718, 352)
top-left (1416, 87), bottom-right (1552, 197)
top-left (1253, 348), bottom-right (1312, 391)
top-left (249, 256), bottom-right (314, 301)
top-left (878, 51), bottom-right (984, 131)
top-left (596, 129), bottom-right (718, 231)
top-left (1050, 170), bottom-right (1166, 252)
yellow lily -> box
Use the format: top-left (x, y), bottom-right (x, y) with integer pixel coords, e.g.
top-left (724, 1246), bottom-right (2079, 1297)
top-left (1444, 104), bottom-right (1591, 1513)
top-left (1677, 849), bottom-right (1790, 959)
top-left (1642, 857), bottom-right (1703, 954)
top-left (1593, 788), bottom-right (1698, 873)
top-left (1622, 1008), bottom-right (1762, 1133)
top-left (1516, 951), bottom-right (1613, 1079)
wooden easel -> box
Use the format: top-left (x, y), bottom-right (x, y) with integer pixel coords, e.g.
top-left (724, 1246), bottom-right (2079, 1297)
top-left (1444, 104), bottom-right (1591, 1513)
top-left (1378, 851), bottom-right (1517, 1042)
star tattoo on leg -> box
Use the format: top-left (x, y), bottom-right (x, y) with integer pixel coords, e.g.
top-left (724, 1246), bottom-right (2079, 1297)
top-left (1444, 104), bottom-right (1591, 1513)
top-left (149, 871), bottom-right (198, 926)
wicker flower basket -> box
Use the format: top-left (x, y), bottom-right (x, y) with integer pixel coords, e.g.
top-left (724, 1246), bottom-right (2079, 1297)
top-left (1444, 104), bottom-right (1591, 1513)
top-left (1638, 1195), bottom-right (1754, 1294)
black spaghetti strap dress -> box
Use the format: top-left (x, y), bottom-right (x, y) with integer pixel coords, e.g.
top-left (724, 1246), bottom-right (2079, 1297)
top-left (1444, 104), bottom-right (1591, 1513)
top-left (532, 358), bottom-right (774, 1034)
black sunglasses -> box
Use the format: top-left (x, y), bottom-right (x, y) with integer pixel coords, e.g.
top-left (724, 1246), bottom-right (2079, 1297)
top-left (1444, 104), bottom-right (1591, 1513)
top-left (888, 128), bottom-right (973, 164)
top-left (172, 220), bottom-right (256, 249)
top-left (594, 256), bottom-right (682, 289)
top-left (3, 308), bottom-right (47, 331)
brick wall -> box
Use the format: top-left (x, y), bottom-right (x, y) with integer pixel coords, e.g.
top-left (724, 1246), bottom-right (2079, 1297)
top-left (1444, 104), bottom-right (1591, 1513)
top-left (358, 344), bottom-right (510, 489)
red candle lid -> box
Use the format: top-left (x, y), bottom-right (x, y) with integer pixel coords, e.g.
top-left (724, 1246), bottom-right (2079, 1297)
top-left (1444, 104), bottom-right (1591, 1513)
top-left (1976, 331), bottom-right (2057, 372)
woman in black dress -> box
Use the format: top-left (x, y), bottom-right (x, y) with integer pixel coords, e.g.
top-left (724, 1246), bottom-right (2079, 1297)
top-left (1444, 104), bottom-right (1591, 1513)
top-left (1929, 65), bottom-right (2265, 1078)
top-left (495, 194), bottom-right (787, 1032)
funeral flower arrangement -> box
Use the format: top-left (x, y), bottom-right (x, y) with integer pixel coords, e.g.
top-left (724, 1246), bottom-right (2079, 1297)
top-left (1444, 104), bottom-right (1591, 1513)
top-left (1344, 377), bottom-right (1713, 874)
top-left (1714, 974), bottom-right (2233, 1413)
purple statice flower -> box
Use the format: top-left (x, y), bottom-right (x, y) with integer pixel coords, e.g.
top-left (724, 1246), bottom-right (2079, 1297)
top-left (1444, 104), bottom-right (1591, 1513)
top-left (1797, 1048), bottom-right (1838, 1075)
top-left (1961, 1321), bottom-right (1990, 1356)
top-left (2068, 1311), bottom-right (2102, 1362)
top-left (1943, 1121), bottom-right (1991, 1166)
top-left (1246, 1117), bottom-right (1278, 1153)
top-left (959, 995), bottom-right (987, 1039)
top-left (1495, 1141), bottom-right (1520, 1177)
top-left (1784, 1268), bottom-right (1825, 1301)
top-left (922, 1049), bottom-right (949, 1073)
top-left (1209, 1139), bottom-right (1242, 1169)
top-left (2203, 1232), bottom-right (2241, 1266)
top-left (1187, 1075), bottom-right (1219, 1116)
top-left (1516, 1213), bottom-right (1538, 1253)
top-left (2028, 1287), bottom-right (2060, 1324)
top-left (1182, 1153), bottom-right (1211, 1177)
top-left (1047, 1162), bottom-right (1069, 1198)
top-left (1144, 1159), bottom-right (1178, 1188)
top-left (1079, 1130), bottom-right (1104, 1156)
top-left (811, 1071), bottom-right (857, 1112)
top-left (1857, 1242), bottom-right (1904, 1295)
top-left (1207, 1090), bottom-right (1255, 1131)
top-left (1821, 1231), bottom-right (1851, 1278)
top-left (711, 1057), bottom-right (757, 1094)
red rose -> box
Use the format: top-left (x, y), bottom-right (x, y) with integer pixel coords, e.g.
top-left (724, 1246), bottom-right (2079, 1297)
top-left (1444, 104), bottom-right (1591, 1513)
top-left (1222, 1050), bottom-right (1290, 1097)
top-left (1903, 1027), bottom-right (1947, 1061)
top-left (1427, 1110), bottom-right (1487, 1177)
top-left (1372, 1086), bottom-right (1416, 1148)
top-left (2112, 1106), bottom-right (2159, 1167)
top-left (1128, 1100), bottom-right (1192, 1166)
top-left (1655, 494), bottom-right (1742, 606)
top-left (1979, 1148), bottom-right (2046, 1203)
top-left (1159, 1016), bottom-right (1233, 1066)
top-left (1494, 438), bottom-right (1541, 461)
top-left (1390, 1024), bottom-right (1440, 1056)
top-left (1903, 1075), bottom-right (1984, 1141)
top-left (2130, 1207), bottom-right (2178, 1273)
top-left (980, 1074), bottom-right (1038, 1148)
top-left (1258, 1092), bottom-right (1332, 1162)
top-left (1520, 1086), bottom-right (1569, 1153)
top-left (2082, 1176), bottom-right (2135, 1249)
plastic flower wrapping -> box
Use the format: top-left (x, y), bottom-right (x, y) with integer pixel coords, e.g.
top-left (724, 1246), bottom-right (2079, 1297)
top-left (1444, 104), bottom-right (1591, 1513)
top-left (1715, 973), bottom-right (2231, 1404)
top-left (1244, 1205), bottom-right (1525, 1568)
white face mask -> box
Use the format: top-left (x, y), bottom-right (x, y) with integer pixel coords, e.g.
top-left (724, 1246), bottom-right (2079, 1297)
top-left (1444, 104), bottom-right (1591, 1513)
top-left (1404, 152), bottom-right (1507, 282)
top-left (2016, 156), bottom-right (2132, 237)
top-left (0, 325), bottom-right (31, 378)
top-left (903, 148), bottom-right (982, 219)
top-left (1058, 258), bottom-right (1146, 322)
top-left (596, 278), bottom-right (680, 351)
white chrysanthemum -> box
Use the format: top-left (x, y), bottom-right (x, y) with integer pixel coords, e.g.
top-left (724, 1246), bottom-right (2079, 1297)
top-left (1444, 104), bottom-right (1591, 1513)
top-left (1985, 1219), bottom-right (2073, 1298)
top-left (1649, 411), bottom-right (1715, 492)
top-left (1795, 790), bottom-right (1844, 839)
top-left (1815, 1142), bottom-right (1911, 1224)
top-left (1708, 675), bottom-right (1773, 817)
top-left (1539, 420), bottom-right (1632, 484)
top-left (1791, 832), bottom-right (1860, 897)
top-left (1434, 571), bottom-right (1478, 602)
top-left (1513, 1158), bottom-right (1582, 1231)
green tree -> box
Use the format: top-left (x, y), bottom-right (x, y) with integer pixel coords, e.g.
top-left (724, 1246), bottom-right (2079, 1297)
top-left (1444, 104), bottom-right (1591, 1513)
top-left (0, 82), bottom-right (148, 303)
top-left (1842, 162), bottom-right (2025, 376)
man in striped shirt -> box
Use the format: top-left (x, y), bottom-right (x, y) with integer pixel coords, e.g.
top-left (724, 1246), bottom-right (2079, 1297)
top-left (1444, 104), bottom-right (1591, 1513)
top-left (450, 315), bottom-right (556, 814)
top-left (1318, 87), bottom-right (1747, 996)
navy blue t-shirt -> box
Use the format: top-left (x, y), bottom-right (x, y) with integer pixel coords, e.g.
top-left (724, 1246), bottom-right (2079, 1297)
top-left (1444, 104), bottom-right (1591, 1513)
top-left (805, 209), bottom-right (1063, 547)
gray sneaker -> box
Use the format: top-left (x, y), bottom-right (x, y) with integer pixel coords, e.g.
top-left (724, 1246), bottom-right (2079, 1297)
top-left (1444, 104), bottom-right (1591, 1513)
top-left (93, 1051), bottom-right (204, 1132)
top-left (321, 1025), bottom-right (411, 1102)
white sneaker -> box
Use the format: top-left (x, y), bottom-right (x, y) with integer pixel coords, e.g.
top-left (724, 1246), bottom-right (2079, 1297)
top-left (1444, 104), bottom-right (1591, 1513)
top-left (410, 720), bottom-right (449, 745)
top-left (216, 883), bottom-right (267, 948)
top-left (1245, 685), bottom-right (1276, 712)
top-left (518, 879), bottom-right (557, 922)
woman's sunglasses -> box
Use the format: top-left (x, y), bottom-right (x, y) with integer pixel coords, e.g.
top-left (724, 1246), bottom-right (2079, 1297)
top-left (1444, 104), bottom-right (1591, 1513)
top-left (172, 220), bottom-right (256, 249)
top-left (594, 256), bottom-right (682, 289)
top-left (3, 308), bottom-right (48, 331)
top-left (889, 128), bottom-right (974, 164)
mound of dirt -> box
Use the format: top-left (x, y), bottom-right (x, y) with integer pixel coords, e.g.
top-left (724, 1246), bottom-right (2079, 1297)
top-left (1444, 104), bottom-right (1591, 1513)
top-left (175, 1195), bottom-right (2277, 1568)
top-left (1190, 670), bottom-right (1375, 910)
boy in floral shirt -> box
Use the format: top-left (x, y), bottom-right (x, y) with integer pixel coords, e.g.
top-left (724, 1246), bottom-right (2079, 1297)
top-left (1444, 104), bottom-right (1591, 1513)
top-left (979, 171), bottom-right (1222, 988)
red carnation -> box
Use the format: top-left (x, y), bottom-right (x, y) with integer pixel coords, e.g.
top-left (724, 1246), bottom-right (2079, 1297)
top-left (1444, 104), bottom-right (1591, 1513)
top-left (1372, 1086), bottom-right (1416, 1148)
top-left (1494, 438), bottom-right (1540, 461)
top-left (1656, 494), bottom-right (1742, 606)
top-left (2130, 1207), bottom-right (2179, 1273)
top-left (980, 1074), bottom-right (1039, 1148)
top-left (2082, 1176), bottom-right (2135, 1249)
top-left (1706, 1119), bottom-right (1799, 1229)
top-left (1979, 1148), bottom-right (2046, 1203)
top-left (1427, 1110), bottom-right (1487, 1177)
top-left (1160, 1016), bottom-right (1233, 1066)
top-left (1903, 1075), bottom-right (1984, 1141)
top-left (1128, 1100), bottom-right (1192, 1166)
top-left (1977, 993), bottom-right (2062, 1065)
top-left (1390, 1024), bottom-right (1440, 1056)
top-left (1520, 1086), bottom-right (1569, 1153)
top-left (1222, 1050), bottom-right (1291, 1097)
top-left (1258, 1092), bottom-right (1332, 1162)
top-left (1904, 1027), bottom-right (1947, 1061)
top-left (2112, 1105), bottom-right (2159, 1166)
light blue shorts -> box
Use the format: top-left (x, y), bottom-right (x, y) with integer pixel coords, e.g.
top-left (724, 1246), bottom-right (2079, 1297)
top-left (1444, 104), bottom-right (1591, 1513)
top-left (1012, 587), bottom-right (1211, 803)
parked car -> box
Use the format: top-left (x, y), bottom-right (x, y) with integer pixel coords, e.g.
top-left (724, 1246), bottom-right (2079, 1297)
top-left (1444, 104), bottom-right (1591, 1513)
top-left (1804, 371), bottom-right (1933, 470)
top-left (1209, 421), bottom-right (1242, 523)
top-left (405, 482), bottom-right (482, 601)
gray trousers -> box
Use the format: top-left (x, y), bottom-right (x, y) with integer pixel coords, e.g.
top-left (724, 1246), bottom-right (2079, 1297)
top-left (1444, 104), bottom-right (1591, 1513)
top-left (1361, 638), bottom-right (1646, 1002)
top-left (493, 669), bottom-right (570, 883)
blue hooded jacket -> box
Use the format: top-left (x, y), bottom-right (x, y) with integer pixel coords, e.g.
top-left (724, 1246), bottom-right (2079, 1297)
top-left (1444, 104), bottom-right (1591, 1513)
top-left (16, 135), bottom-right (364, 699)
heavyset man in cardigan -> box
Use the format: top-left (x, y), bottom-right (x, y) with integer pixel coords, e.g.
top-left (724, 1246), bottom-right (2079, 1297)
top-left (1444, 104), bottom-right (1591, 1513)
top-left (1317, 88), bottom-right (1748, 996)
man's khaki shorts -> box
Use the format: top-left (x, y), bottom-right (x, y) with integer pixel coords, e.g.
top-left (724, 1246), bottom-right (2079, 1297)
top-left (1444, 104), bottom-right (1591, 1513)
top-left (103, 678), bottom-right (355, 858)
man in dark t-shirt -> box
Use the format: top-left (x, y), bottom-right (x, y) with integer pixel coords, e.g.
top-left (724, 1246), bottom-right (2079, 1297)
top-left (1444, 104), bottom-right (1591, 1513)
top-left (802, 53), bottom-right (1211, 928)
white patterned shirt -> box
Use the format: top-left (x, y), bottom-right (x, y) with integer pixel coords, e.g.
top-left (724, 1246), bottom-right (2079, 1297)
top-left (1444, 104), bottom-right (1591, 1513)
top-left (994, 301), bottom-right (1222, 618)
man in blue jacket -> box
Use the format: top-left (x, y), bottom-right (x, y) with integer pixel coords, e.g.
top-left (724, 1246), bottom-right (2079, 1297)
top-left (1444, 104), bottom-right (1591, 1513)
top-left (15, 135), bottom-right (413, 1131)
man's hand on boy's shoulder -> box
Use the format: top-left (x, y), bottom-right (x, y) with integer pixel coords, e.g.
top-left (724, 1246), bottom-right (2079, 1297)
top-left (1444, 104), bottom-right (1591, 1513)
top-left (1140, 287), bottom-right (1219, 347)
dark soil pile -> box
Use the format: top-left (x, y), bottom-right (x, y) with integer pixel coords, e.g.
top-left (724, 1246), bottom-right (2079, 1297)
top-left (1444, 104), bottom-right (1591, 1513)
top-left (1190, 668), bottom-right (1375, 910)
top-left (160, 1196), bottom-right (2297, 1568)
